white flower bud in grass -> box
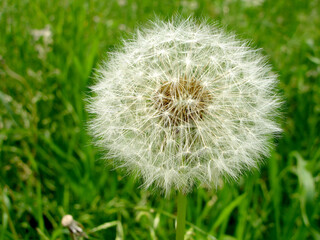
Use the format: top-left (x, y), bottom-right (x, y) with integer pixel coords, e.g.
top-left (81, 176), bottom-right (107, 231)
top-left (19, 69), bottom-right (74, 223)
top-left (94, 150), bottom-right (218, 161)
top-left (87, 18), bottom-right (281, 196)
top-left (61, 215), bottom-right (88, 239)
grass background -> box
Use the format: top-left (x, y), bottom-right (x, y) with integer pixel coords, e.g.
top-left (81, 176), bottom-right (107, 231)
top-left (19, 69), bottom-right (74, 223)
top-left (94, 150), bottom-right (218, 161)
top-left (1, 0), bottom-right (320, 239)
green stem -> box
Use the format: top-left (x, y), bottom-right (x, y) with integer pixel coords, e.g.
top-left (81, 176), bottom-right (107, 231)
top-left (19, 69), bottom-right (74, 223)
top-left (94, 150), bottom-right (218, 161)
top-left (176, 192), bottom-right (187, 240)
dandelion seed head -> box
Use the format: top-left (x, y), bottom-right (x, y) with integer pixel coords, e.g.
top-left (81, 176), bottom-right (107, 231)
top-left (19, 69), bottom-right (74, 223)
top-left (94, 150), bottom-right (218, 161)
top-left (87, 18), bottom-right (282, 195)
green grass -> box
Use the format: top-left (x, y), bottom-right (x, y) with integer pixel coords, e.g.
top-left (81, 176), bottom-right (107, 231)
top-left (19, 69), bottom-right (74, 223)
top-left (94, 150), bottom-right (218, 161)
top-left (1, 0), bottom-right (319, 239)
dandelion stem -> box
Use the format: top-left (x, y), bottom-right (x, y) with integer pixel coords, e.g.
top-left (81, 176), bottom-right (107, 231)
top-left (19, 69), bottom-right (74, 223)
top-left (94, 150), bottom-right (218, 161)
top-left (176, 192), bottom-right (187, 240)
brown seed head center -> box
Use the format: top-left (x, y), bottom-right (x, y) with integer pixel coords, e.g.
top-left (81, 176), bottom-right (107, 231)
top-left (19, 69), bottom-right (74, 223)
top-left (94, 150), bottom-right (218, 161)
top-left (153, 77), bottom-right (211, 126)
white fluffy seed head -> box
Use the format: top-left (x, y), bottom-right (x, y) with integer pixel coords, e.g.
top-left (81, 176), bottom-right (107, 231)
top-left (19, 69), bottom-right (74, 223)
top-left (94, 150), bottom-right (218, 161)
top-left (87, 18), bottom-right (282, 196)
